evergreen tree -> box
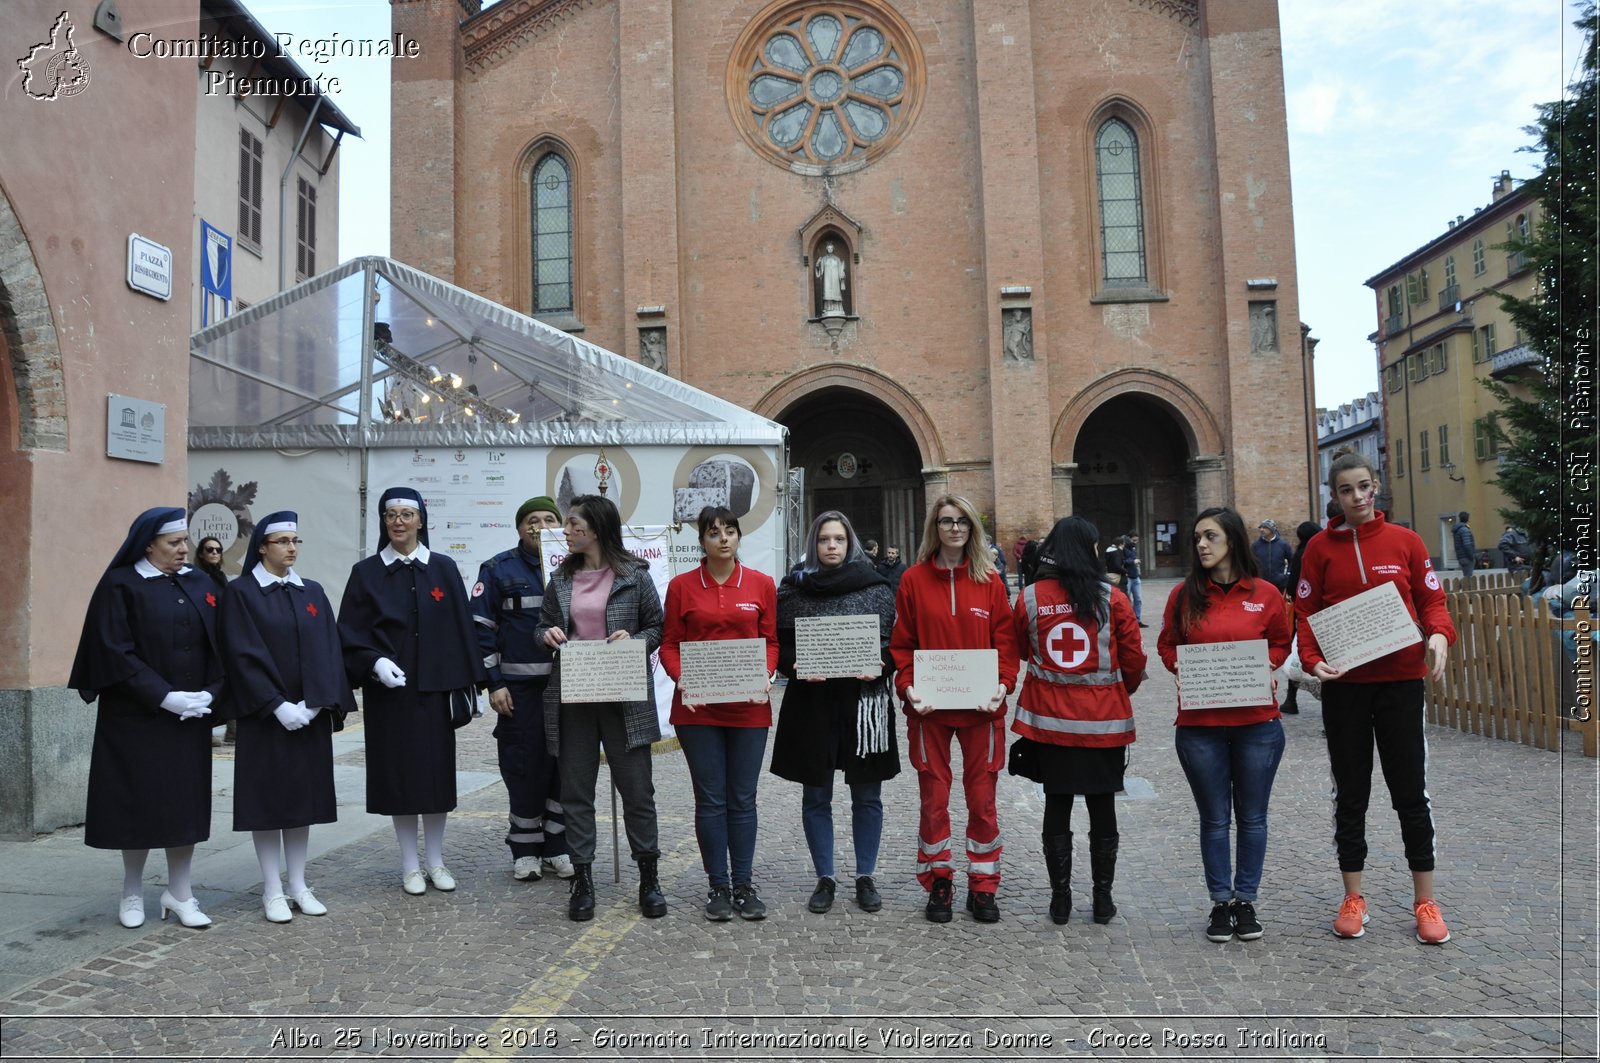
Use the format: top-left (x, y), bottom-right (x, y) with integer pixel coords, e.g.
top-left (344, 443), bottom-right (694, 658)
top-left (1487, 2), bottom-right (1597, 552)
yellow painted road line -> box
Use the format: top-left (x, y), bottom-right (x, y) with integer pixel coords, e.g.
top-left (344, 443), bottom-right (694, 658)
top-left (456, 833), bottom-right (697, 1061)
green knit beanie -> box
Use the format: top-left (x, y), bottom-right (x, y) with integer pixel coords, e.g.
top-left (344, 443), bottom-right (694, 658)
top-left (516, 496), bottom-right (562, 525)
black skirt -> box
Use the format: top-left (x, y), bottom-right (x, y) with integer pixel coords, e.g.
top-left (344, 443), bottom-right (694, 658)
top-left (362, 685), bottom-right (457, 815)
top-left (84, 694), bottom-right (213, 850)
top-left (1010, 737), bottom-right (1126, 795)
top-left (233, 710), bottom-right (337, 831)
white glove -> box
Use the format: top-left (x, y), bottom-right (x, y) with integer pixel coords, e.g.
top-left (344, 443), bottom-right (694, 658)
top-left (274, 701), bottom-right (307, 731)
top-left (372, 658), bottom-right (407, 688)
top-left (161, 691), bottom-right (212, 719)
top-left (180, 692), bottom-right (213, 720)
top-left (298, 701), bottom-right (323, 723)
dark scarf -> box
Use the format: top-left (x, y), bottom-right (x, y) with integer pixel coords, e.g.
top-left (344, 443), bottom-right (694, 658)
top-left (777, 559), bottom-right (897, 756)
top-left (779, 557), bottom-right (888, 601)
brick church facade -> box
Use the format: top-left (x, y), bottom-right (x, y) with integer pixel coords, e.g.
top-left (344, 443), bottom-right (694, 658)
top-left (390, 0), bottom-right (1308, 571)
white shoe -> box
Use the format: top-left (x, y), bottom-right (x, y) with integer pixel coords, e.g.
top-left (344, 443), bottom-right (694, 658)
top-left (426, 865), bottom-right (457, 892)
top-left (513, 856), bottom-right (542, 881)
top-left (159, 890), bottom-right (212, 928)
top-left (289, 889), bottom-right (327, 916)
top-left (119, 895), bottom-right (145, 928)
top-left (263, 894), bottom-right (292, 923)
top-left (543, 854), bottom-right (576, 879)
top-left (402, 869), bottom-right (427, 895)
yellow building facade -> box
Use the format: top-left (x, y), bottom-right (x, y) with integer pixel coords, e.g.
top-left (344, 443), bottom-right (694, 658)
top-left (1366, 171), bottom-right (1538, 565)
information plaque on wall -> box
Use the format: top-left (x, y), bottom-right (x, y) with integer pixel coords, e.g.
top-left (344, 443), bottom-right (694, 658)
top-left (106, 394), bottom-right (165, 464)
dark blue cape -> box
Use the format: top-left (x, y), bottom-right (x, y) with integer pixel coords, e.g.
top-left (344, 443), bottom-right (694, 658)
top-left (220, 571), bottom-right (355, 717)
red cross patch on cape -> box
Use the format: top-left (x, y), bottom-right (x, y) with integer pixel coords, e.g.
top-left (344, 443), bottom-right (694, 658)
top-left (205, 592), bottom-right (217, 607)
top-left (431, 586), bottom-right (445, 602)
top-left (306, 602), bottom-right (318, 617)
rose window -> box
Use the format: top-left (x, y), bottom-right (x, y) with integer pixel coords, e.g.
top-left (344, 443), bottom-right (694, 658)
top-left (730, 2), bottom-right (924, 172)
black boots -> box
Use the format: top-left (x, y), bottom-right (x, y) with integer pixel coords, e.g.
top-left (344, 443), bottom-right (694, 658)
top-left (637, 854), bottom-right (667, 918)
top-left (568, 863), bottom-right (595, 922)
top-left (1089, 833), bottom-right (1119, 924)
top-left (1043, 832), bottom-right (1073, 925)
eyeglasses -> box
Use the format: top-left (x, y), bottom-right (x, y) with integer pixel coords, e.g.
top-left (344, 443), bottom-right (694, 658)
top-left (936, 517), bottom-right (972, 530)
top-left (265, 538), bottom-right (305, 547)
top-left (383, 511), bottom-right (419, 523)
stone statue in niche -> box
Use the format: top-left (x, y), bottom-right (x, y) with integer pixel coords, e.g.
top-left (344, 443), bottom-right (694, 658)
top-left (1002, 307), bottom-right (1033, 363)
top-left (638, 326), bottom-right (667, 373)
top-left (814, 242), bottom-right (847, 317)
top-left (1249, 301), bottom-right (1278, 353)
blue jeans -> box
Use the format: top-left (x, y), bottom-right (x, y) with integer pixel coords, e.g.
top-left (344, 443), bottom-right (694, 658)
top-left (1174, 719), bottom-right (1285, 902)
top-left (801, 777), bottom-right (883, 880)
top-left (676, 724), bottom-right (768, 887)
top-left (1125, 576), bottom-right (1143, 621)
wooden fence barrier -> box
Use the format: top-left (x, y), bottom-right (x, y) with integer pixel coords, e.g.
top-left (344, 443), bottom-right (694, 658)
top-left (1428, 588), bottom-right (1595, 756)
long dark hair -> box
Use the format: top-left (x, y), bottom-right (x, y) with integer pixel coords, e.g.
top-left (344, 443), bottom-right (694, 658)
top-left (1036, 515), bottom-right (1108, 625)
top-left (556, 494), bottom-right (641, 577)
top-left (1176, 506), bottom-right (1259, 634)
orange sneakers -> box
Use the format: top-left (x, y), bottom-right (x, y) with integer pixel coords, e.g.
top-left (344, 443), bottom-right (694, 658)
top-left (1333, 892), bottom-right (1369, 938)
top-left (1414, 898), bottom-right (1451, 944)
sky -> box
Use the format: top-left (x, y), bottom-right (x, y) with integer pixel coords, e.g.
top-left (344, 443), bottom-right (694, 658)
top-left (247, 0), bottom-right (1587, 412)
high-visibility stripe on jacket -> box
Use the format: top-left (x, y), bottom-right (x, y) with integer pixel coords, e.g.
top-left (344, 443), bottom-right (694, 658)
top-left (1010, 579), bottom-right (1144, 748)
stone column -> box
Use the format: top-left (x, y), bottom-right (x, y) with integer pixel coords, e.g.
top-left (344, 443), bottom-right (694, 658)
top-left (1189, 455), bottom-right (1229, 508)
top-left (1052, 463), bottom-right (1079, 520)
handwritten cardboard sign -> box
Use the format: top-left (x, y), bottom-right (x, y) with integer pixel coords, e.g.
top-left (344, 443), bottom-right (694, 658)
top-left (1176, 639), bottom-right (1274, 710)
top-left (678, 638), bottom-right (769, 704)
top-left (914, 649), bottom-right (999, 711)
top-left (558, 639), bottom-right (649, 703)
top-left (1306, 581), bottom-right (1422, 672)
top-left (794, 615), bottom-right (881, 679)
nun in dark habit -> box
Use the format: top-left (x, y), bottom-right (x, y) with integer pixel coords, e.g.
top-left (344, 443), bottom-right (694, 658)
top-left (219, 512), bottom-right (354, 922)
top-left (69, 507), bottom-right (225, 929)
top-left (338, 487), bottom-right (486, 894)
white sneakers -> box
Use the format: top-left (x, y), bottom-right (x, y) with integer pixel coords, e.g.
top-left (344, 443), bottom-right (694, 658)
top-left (514, 854), bottom-right (574, 879)
top-left (263, 894), bottom-right (292, 923)
top-left (402, 869), bottom-right (427, 895)
top-left (159, 890), bottom-right (212, 928)
top-left (426, 865), bottom-right (457, 891)
top-left (119, 895), bottom-right (145, 928)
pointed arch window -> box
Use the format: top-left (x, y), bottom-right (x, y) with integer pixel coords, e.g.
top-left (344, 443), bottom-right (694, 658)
top-left (1095, 118), bottom-right (1146, 286)
top-left (531, 152), bottom-right (573, 314)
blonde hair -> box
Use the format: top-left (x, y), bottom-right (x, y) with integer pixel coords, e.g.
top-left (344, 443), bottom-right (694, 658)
top-left (915, 494), bottom-right (997, 583)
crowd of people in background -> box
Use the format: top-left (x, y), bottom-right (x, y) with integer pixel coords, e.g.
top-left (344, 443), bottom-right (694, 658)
top-left (91, 448), bottom-right (1570, 949)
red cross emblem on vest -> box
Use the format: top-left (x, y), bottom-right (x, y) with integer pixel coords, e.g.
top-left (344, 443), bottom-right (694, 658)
top-left (306, 602), bottom-right (318, 617)
top-left (205, 592), bottom-right (217, 608)
top-left (1046, 621), bottom-right (1091, 670)
top-left (431, 586), bottom-right (445, 602)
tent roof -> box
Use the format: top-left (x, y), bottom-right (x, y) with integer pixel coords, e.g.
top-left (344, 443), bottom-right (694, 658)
top-left (189, 257), bottom-right (786, 449)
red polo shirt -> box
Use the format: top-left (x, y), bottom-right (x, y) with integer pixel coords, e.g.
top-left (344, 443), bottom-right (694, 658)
top-left (659, 561), bottom-right (779, 728)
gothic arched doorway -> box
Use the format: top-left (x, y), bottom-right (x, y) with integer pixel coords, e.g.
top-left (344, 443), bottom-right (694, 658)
top-left (778, 387), bottom-right (925, 560)
top-left (1069, 394), bottom-right (1195, 577)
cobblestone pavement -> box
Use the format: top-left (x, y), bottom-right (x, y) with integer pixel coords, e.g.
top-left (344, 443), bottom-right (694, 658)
top-left (2, 589), bottom-right (1596, 1061)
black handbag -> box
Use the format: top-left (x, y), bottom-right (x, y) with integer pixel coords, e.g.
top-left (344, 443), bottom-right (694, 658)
top-left (1007, 737), bottom-right (1039, 780)
top-left (448, 688), bottom-right (476, 729)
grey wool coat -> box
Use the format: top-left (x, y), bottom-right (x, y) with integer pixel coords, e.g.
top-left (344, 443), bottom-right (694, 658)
top-left (535, 558), bottom-right (663, 755)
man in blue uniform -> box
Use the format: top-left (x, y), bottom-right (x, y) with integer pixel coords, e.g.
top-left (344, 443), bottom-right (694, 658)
top-left (472, 496), bottom-right (574, 882)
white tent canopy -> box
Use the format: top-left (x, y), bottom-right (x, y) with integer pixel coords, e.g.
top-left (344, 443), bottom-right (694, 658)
top-left (189, 256), bottom-right (784, 450)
